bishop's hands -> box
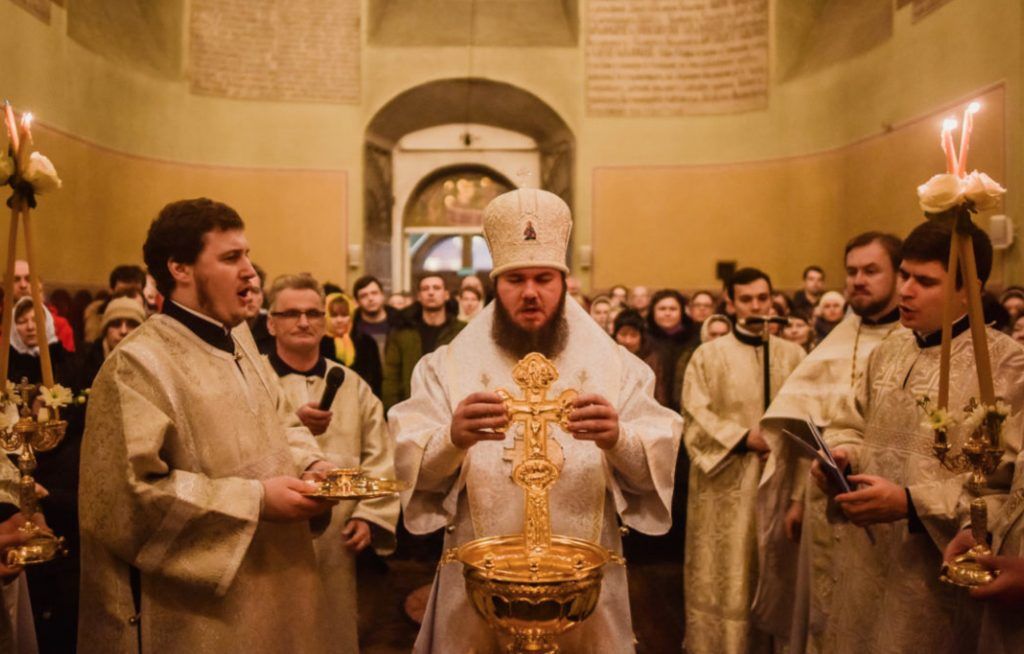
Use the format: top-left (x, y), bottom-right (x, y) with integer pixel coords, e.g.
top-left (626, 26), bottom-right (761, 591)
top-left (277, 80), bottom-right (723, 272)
top-left (567, 394), bottom-right (620, 450)
top-left (451, 392), bottom-right (509, 449)
top-left (450, 392), bottom-right (621, 450)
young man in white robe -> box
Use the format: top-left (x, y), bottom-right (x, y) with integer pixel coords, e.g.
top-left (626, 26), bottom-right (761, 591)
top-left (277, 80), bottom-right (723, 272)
top-left (265, 272), bottom-right (399, 653)
top-left (392, 188), bottom-right (682, 654)
top-left (813, 218), bottom-right (1024, 654)
top-left (78, 198), bottom-right (340, 653)
top-left (682, 267), bottom-right (806, 654)
top-left (752, 232), bottom-right (905, 653)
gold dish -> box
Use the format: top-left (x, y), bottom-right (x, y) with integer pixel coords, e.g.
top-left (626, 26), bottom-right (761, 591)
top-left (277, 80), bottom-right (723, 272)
top-left (6, 523), bottom-right (66, 566)
top-left (301, 467), bottom-right (408, 500)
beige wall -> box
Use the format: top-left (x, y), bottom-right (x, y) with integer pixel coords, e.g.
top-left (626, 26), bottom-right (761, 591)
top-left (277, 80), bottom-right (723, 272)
top-left (593, 85), bottom-right (1008, 290)
top-left (20, 126), bottom-right (348, 287)
top-left (1, 0), bottom-right (1021, 292)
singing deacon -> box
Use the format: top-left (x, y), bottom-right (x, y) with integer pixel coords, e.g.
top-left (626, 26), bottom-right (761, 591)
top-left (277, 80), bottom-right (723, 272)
top-left (814, 219), bottom-right (1024, 654)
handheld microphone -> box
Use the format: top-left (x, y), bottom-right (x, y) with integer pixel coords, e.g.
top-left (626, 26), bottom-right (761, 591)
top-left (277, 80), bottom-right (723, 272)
top-left (318, 367), bottom-right (346, 410)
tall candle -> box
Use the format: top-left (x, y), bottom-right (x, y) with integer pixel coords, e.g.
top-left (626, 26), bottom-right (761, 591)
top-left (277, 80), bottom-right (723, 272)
top-left (957, 102), bottom-right (980, 177)
top-left (2, 102), bottom-right (19, 154)
top-left (16, 112), bottom-right (33, 173)
top-left (941, 118), bottom-right (958, 175)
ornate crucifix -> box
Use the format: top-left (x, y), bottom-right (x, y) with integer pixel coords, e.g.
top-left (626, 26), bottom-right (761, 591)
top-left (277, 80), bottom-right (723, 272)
top-left (494, 353), bottom-right (577, 554)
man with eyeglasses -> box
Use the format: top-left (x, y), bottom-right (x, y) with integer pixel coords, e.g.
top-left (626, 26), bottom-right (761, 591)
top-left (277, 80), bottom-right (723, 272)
top-left (266, 272), bottom-right (398, 653)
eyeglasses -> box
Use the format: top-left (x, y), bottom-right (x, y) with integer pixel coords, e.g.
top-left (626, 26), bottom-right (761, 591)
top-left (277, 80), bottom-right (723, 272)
top-left (270, 309), bottom-right (326, 321)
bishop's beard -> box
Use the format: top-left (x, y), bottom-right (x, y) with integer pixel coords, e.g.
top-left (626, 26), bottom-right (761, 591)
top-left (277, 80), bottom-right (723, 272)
top-left (492, 292), bottom-right (568, 360)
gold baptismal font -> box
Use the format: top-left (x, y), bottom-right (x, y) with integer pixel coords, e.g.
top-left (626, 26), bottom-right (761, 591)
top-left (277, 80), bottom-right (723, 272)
top-left (441, 353), bottom-right (622, 654)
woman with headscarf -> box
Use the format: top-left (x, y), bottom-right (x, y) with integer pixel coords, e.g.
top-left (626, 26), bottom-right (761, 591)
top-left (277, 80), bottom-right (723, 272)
top-left (8, 296), bottom-right (72, 386)
top-left (646, 289), bottom-right (696, 411)
top-left (321, 292), bottom-right (383, 398)
top-left (813, 290), bottom-right (846, 344)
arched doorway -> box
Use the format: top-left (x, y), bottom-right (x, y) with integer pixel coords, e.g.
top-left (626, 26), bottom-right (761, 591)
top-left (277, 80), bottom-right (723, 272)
top-left (364, 78), bottom-right (574, 291)
top-left (402, 164), bottom-right (513, 289)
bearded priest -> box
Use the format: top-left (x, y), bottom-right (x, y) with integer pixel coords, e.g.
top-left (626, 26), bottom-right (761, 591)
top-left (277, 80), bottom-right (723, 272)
top-left (392, 188), bottom-right (682, 653)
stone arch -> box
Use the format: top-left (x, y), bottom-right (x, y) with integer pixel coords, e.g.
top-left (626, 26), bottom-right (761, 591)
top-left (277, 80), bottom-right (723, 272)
top-left (363, 77), bottom-right (575, 289)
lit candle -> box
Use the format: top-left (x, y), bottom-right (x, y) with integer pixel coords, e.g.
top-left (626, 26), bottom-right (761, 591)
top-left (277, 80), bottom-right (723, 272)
top-left (941, 118), bottom-right (958, 175)
top-left (957, 102), bottom-right (980, 177)
top-left (2, 101), bottom-right (19, 154)
top-left (16, 112), bottom-right (33, 172)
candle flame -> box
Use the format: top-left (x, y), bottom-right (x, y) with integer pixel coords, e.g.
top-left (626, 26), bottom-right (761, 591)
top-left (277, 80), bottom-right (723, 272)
top-left (20, 112), bottom-right (32, 128)
top-left (967, 102), bottom-right (981, 114)
top-left (942, 118), bottom-right (958, 131)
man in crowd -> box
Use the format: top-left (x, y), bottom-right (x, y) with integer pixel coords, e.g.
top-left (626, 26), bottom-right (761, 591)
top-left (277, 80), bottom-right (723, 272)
top-left (381, 273), bottom-right (464, 411)
top-left (753, 232), bottom-right (905, 653)
top-left (687, 291), bottom-right (716, 326)
top-left (813, 219), bottom-right (1024, 654)
top-left (265, 273), bottom-right (399, 652)
top-left (78, 198), bottom-right (339, 653)
top-left (792, 266), bottom-right (825, 314)
top-left (682, 267), bottom-right (805, 654)
top-left (352, 275), bottom-right (398, 364)
top-left (393, 188), bottom-right (681, 652)
top-left (629, 284), bottom-right (652, 318)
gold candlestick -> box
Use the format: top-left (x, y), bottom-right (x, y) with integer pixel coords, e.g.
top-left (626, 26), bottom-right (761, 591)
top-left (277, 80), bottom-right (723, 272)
top-left (0, 379), bottom-right (67, 565)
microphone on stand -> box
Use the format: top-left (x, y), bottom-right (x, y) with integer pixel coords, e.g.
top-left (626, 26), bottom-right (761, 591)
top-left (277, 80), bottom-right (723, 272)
top-left (318, 367), bottom-right (346, 411)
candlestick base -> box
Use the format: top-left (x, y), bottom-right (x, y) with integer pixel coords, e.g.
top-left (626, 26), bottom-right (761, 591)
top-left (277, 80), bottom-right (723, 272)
top-left (6, 520), bottom-right (66, 566)
top-left (940, 544), bottom-right (997, 588)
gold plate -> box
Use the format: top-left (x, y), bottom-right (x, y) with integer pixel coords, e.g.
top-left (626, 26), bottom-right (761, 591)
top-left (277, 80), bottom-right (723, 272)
top-left (300, 468), bottom-right (409, 500)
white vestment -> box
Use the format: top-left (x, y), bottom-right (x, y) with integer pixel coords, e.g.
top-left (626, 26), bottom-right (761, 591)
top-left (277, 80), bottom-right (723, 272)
top-left (0, 457), bottom-right (36, 654)
top-left (78, 315), bottom-right (336, 653)
top-left (752, 312), bottom-right (904, 652)
top-left (275, 358), bottom-right (399, 653)
top-left (823, 325), bottom-right (1024, 654)
top-left (682, 330), bottom-right (805, 654)
top-left (392, 300), bottom-right (682, 654)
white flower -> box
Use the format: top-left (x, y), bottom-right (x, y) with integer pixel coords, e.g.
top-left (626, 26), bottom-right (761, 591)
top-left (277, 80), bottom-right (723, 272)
top-left (921, 407), bottom-right (956, 432)
top-left (39, 384), bottom-right (72, 409)
top-left (22, 152), bottom-right (61, 194)
top-left (962, 171), bottom-right (1006, 211)
top-left (917, 173), bottom-right (964, 213)
top-left (0, 153), bottom-right (13, 182)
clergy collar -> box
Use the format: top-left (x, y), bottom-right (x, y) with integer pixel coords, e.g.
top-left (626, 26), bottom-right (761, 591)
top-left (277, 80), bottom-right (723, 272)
top-left (268, 350), bottom-right (326, 378)
top-left (732, 326), bottom-right (765, 347)
top-left (915, 314), bottom-right (970, 349)
top-left (861, 306), bottom-right (901, 326)
top-left (163, 301), bottom-right (235, 354)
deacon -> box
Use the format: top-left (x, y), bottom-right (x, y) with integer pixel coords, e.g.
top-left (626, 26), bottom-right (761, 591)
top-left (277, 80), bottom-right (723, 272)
top-left (265, 272), bottom-right (399, 653)
top-left (752, 232), bottom-right (905, 653)
top-left (392, 188), bottom-right (681, 653)
top-left (814, 219), bottom-right (1024, 654)
top-left (681, 267), bottom-right (805, 654)
top-left (78, 199), bottom-right (338, 653)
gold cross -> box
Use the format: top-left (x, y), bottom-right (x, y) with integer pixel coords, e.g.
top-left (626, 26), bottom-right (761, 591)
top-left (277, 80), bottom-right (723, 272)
top-left (494, 353), bottom-right (577, 553)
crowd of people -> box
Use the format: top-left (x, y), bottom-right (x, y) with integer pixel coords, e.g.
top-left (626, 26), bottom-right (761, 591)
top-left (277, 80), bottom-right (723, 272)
top-left (2, 193), bottom-right (1024, 653)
